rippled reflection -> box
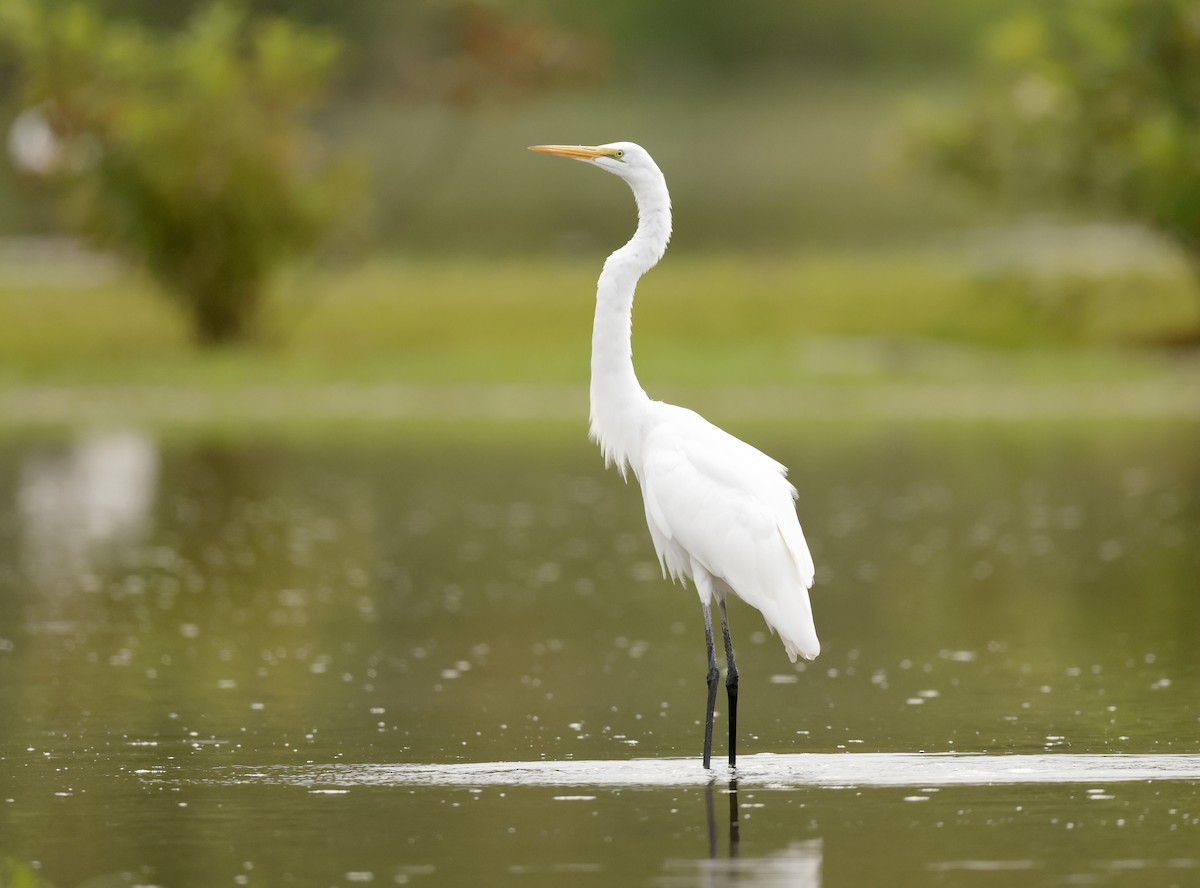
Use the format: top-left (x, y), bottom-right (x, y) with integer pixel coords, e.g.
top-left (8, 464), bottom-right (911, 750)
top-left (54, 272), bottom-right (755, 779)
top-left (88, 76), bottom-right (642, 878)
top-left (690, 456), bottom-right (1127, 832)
top-left (663, 779), bottom-right (825, 888)
top-left (197, 752), bottom-right (1200, 789)
top-left (17, 430), bottom-right (158, 595)
top-left (668, 830), bottom-right (822, 888)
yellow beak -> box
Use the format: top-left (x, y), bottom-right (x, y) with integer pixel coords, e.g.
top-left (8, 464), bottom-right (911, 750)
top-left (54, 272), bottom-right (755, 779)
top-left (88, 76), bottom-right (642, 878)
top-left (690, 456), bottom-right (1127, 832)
top-left (528, 144), bottom-right (609, 161)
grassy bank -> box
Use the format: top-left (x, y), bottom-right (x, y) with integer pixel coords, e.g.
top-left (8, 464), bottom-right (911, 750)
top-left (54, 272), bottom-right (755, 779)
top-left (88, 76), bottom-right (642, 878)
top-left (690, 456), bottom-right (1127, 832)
top-left (1, 239), bottom-right (1198, 429)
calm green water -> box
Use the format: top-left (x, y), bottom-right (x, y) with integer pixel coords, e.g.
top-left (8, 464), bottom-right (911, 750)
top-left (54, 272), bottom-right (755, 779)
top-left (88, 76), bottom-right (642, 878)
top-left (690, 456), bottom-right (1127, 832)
top-left (1, 423), bottom-right (1198, 887)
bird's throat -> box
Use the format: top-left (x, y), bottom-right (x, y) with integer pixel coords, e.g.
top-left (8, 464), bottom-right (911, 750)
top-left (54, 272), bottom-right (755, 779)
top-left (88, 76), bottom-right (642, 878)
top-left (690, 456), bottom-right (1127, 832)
top-left (588, 179), bottom-right (672, 478)
top-left (589, 260), bottom-right (648, 477)
top-left (588, 213), bottom-right (672, 475)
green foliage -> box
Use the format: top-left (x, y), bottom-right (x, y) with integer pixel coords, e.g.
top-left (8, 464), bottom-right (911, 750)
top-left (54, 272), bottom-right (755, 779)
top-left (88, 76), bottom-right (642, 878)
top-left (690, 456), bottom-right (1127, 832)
top-left (3, 0), bottom-right (1020, 76)
top-left (911, 0), bottom-right (1200, 270)
top-left (518, 0), bottom-right (1016, 71)
top-left (0, 0), bottom-right (358, 343)
top-left (2, 251), bottom-right (1197, 391)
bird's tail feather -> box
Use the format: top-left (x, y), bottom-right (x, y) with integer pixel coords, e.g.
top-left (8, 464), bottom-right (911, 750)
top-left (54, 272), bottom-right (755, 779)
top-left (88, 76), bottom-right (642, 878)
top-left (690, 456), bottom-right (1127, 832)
top-left (767, 589), bottom-right (820, 663)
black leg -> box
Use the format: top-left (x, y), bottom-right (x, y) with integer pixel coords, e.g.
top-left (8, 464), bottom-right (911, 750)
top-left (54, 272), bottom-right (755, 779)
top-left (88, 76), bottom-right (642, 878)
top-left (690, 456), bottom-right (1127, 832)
top-left (719, 597), bottom-right (739, 767)
top-left (702, 599), bottom-right (719, 769)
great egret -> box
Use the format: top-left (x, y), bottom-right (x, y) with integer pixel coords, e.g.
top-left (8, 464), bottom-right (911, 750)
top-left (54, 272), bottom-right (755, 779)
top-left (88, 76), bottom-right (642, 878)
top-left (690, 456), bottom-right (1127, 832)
top-left (529, 142), bottom-right (819, 769)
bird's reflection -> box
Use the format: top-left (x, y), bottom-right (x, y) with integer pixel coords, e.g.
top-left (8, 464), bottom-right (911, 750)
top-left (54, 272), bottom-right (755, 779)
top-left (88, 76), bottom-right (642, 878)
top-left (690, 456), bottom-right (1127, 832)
top-left (705, 778), bottom-right (741, 860)
top-left (661, 779), bottom-right (822, 887)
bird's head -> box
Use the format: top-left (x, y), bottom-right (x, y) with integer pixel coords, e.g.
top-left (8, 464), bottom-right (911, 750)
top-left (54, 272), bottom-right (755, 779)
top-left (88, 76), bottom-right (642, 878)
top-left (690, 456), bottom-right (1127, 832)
top-left (528, 141), bottom-right (660, 186)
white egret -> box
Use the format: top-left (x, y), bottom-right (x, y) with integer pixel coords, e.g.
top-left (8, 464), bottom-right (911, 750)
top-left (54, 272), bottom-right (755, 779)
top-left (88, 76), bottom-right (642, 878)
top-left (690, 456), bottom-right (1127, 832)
top-left (529, 142), bottom-right (820, 769)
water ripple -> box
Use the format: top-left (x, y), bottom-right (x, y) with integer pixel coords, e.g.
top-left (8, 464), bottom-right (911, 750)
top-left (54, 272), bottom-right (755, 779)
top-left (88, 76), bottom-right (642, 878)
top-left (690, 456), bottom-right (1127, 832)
top-left (188, 752), bottom-right (1200, 790)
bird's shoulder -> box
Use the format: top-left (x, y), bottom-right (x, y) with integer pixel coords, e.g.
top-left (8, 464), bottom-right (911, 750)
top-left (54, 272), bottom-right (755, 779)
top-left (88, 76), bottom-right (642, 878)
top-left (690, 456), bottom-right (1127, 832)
top-left (640, 403), bottom-right (800, 543)
top-left (639, 402), bottom-right (815, 591)
top-left (643, 402), bottom-right (794, 496)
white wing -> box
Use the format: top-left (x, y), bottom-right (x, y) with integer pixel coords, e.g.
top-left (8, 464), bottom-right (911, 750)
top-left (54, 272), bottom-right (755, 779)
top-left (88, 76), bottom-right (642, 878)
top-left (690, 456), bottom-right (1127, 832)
top-left (639, 404), bottom-right (819, 661)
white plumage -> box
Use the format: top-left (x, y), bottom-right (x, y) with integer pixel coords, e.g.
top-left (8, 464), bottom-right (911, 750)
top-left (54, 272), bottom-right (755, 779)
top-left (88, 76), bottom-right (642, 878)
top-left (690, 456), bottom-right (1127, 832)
top-left (640, 404), bottom-right (819, 662)
top-left (529, 140), bottom-right (820, 767)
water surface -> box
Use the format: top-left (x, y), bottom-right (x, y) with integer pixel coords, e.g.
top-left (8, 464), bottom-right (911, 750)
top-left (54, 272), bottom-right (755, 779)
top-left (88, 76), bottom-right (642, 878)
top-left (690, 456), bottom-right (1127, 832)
top-left (0, 423), bottom-right (1197, 886)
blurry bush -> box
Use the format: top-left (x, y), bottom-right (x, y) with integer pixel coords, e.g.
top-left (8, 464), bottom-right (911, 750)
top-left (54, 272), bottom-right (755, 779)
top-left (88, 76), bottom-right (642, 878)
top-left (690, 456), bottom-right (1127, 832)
top-left (0, 0), bottom-right (359, 344)
top-left (0, 1), bottom-right (606, 334)
top-left (9, 0), bottom-right (1006, 80)
top-left (547, 0), bottom-right (1014, 72)
top-left (908, 0), bottom-right (1200, 329)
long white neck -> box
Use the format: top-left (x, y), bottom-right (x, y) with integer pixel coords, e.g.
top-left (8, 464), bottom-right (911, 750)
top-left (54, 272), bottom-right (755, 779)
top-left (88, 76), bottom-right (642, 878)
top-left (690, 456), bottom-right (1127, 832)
top-left (589, 166), bottom-right (672, 478)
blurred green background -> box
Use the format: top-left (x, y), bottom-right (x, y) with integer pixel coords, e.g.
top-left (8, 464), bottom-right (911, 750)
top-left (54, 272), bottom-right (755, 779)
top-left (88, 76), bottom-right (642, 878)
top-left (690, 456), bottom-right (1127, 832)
top-left (3, 9), bottom-right (1200, 885)
top-left (0, 0), bottom-right (1198, 414)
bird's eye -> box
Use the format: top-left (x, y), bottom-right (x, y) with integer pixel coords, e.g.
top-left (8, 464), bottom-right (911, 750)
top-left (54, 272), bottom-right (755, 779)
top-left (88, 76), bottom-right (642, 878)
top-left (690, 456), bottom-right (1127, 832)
top-left (616, 149), bottom-right (625, 158)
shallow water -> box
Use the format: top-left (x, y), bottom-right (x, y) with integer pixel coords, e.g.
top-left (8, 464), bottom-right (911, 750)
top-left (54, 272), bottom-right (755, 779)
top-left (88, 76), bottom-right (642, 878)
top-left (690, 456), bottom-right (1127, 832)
top-left (0, 423), bottom-right (1198, 886)
top-left (207, 752), bottom-right (1200, 789)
